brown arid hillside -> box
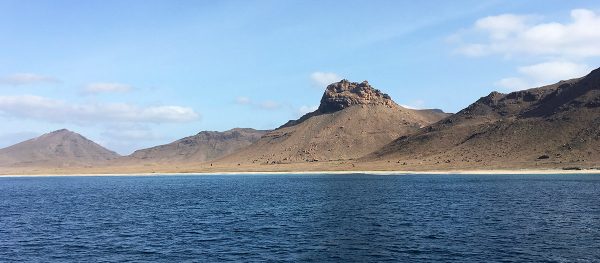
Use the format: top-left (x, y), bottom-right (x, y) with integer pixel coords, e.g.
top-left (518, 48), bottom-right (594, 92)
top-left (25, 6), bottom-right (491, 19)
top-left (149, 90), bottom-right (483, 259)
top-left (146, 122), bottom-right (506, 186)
top-left (0, 129), bottom-right (119, 167)
top-left (367, 67), bottom-right (600, 170)
top-left (218, 80), bottom-right (450, 165)
top-left (124, 128), bottom-right (267, 163)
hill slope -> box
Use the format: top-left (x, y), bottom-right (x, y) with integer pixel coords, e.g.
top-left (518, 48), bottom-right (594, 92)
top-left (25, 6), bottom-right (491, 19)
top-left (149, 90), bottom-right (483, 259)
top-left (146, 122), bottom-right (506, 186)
top-left (0, 129), bottom-right (119, 167)
top-left (219, 80), bottom-right (450, 164)
top-left (368, 67), bottom-right (600, 169)
top-left (127, 128), bottom-right (267, 163)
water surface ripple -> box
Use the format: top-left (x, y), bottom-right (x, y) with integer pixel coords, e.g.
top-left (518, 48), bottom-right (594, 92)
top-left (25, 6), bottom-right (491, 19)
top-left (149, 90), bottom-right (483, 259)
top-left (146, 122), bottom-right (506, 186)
top-left (0, 174), bottom-right (599, 262)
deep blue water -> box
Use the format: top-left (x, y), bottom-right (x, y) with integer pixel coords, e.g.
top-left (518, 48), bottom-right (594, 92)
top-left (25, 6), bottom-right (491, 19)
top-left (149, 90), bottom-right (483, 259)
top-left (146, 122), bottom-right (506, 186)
top-left (0, 174), bottom-right (599, 262)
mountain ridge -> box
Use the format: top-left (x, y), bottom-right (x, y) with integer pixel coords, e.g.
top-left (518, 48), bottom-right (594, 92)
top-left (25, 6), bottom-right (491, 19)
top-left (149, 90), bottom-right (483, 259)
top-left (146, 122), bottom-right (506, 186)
top-left (2, 67), bottom-right (600, 172)
top-left (124, 128), bottom-right (267, 163)
top-left (367, 67), bottom-right (600, 169)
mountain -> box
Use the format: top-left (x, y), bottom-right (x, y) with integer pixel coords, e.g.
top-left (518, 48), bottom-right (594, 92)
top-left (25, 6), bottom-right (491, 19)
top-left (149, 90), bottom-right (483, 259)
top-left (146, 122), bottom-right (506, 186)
top-left (368, 67), bottom-right (600, 169)
top-left (0, 129), bottom-right (119, 167)
top-left (126, 128), bottom-right (267, 163)
top-left (219, 80), bottom-right (450, 164)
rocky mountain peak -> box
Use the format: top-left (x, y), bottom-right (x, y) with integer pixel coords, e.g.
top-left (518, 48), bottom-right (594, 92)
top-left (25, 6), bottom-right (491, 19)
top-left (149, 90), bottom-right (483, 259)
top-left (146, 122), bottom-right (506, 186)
top-left (317, 80), bottom-right (397, 113)
top-left (36, 128), bottom-right (78, 141)
top-left (0, 129), bottom-right (119, 167)
top-left (49, 128), bottom-right (73, 135)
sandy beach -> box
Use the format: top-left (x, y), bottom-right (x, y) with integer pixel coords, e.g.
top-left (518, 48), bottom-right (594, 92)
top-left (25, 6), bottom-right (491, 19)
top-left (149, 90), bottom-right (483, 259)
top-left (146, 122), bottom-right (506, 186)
top-left (1, 167), bottom-right (599, 177)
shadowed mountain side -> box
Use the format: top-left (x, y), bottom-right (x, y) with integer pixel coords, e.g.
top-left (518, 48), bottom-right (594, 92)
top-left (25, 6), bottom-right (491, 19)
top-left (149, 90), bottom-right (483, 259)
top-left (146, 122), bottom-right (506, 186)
top-left (367, 67), bottom-right (600, 169)
top-left (218, 80), bottom-right (450, 164)
top-left (123, 128), bottom-right (267, 163)
top-left (0, 129), bottom-right (119, 167)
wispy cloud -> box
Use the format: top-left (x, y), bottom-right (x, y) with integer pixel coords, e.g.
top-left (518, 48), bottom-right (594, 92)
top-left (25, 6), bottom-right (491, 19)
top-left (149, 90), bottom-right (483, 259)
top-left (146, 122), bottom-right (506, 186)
top-left (235, 96), bottom-right (252, 105)
top-left (310, 72), bottom-right (341, 88)
top-left (494, 77), bottom-right (531, 91)
top-left (101, 128), bottom-right (165, 141)
top-left (400, 100), bottom-right (425, 109)
top-left (234, 96), bottom-right (282, 110)
top-left (84, 82), bottom-right (132, 94)
top-left (453, 9), bottom-right (600, 58)
top-left (258, 101), bottom-right (281, 110)
top-left (0, 73), bottom-right (60, 86)
top-left (518, 61), bottom-right (590, 82)
top-left (298, 105), bottom-right (318, 116)
top-left (0, 95), bottom-right (200, 124)
top-left (96, 124), bottom-right (172, 155)
top-left (495, 61), bottom-right (591, 91)
top-left (452, 9), bottom-right (599, 91)
top-left (0, 131), bottom-right (40, 148)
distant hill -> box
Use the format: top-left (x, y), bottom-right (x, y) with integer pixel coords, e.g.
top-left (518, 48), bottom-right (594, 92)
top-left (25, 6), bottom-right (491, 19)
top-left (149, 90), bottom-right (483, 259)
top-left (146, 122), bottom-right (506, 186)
top-left (126, 128), bottom-right (267, 163)
top-left (219, 80), bottom-right (450, 164)
top-left (368, 67), bottom-right (600, 169)
top-left (0, 129), bottom-right (119, 167)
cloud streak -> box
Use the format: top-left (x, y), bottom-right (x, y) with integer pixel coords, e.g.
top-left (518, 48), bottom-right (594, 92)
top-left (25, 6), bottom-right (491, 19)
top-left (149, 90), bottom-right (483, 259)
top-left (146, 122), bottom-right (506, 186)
top-left (0, 131), bottom-right (40, 148)
top-left (454, 9), bottom-right (600, 58)
top-left (101, 129), bottom-right (165, 141)
top-left (400, 99), bottom-right (426, 110)
top-left (84, 82), bottom-right (132, 94)
top-left (0, 95), bottom-right (200, 124)
top-left (298, 105), bottom-right (318, 116)
top-left (310, 72), bottom-right (341, 88)
top-left (234, 96), bottom-right (282, 110)
top-left (495, 61), bottom-right (591, 91)
top-left (453, 9), bottom-right (598, 91)
top-left (0, 73), bottom-right (60, 86)
top-left (518, 61), bottom-right (590, 82)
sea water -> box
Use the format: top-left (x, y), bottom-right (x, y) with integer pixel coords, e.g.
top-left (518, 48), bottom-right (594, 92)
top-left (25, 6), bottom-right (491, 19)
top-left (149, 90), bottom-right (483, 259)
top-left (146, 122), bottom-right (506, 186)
top-left (1, 174), bottom-right (599, 262)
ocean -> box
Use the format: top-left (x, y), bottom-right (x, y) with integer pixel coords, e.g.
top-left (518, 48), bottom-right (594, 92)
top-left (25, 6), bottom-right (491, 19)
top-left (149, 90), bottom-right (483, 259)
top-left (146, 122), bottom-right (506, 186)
top-left (1, 174), bottom-right (599, 262)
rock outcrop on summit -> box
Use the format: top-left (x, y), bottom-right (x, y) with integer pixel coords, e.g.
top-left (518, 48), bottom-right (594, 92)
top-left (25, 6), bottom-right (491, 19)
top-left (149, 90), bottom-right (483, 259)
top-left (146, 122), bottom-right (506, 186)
top-left (319, 80), bottom-right (396, 112)
top-left (126, 128), bottom-right (267, 163)
top-left (368, 67), bottom-right (600, 169)
top-left (0, 129), bottom-right (119, 167)
top-left (281, 80), bottom-right (401, 128)
top-left (219, 80), bottom-right (450, 164)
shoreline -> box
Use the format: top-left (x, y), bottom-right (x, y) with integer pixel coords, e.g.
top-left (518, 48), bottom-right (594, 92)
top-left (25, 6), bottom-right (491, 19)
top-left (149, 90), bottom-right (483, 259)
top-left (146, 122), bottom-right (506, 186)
top-left (1, 169), bottom-right (599, 177)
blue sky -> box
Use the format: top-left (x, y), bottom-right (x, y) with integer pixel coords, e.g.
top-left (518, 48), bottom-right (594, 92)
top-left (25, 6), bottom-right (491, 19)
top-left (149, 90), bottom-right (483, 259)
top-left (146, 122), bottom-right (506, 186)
top-left (1, 0), bottom-right (599, 154)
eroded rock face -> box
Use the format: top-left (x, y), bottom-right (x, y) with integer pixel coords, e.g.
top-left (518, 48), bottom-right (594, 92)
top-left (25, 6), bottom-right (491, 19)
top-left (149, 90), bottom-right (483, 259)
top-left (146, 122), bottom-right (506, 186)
top-left (317, 80), bottom-right (397, 113)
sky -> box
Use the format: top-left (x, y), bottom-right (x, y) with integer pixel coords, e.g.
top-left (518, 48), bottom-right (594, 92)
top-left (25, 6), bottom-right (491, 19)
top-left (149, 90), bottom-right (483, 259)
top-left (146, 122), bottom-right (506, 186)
top-left (1, 0), bottom-right (600, 154)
